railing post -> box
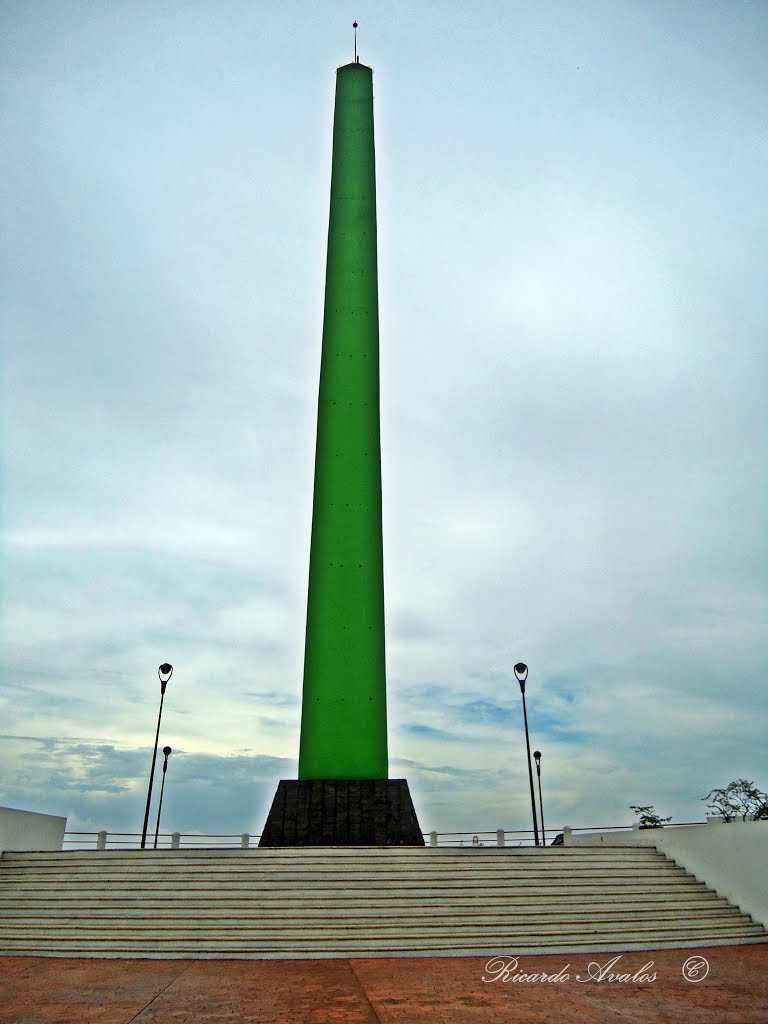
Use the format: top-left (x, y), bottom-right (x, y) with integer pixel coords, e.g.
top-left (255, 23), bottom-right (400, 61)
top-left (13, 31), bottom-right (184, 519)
top-left (241, 833), bottom-right (250, 848)
top-left (496, 829), bottom-right (505, 847)
top-left (171, 832), bottom-right (181, 849)
top-left (429, 831), bottom-right (438, 847)
top-left (97, 830), bottom-right (107, 851)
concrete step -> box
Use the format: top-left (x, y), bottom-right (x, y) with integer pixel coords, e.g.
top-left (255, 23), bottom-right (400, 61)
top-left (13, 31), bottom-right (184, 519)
top-left (0, 894), bottom-right (733, 914)
top-left (0, 869), bottom-right (701, 885)
top-left (0, 857), bottom-right (700, 877)
top-left (0, 851), bottom-right (674, 870)
top-left (0, 846), bottom-right (765, 959)
top-left (0, 900), bottom-right (743, 921)
top-left (3, 846), bottom-right (661, 857)
top-left (1, 928), bottom-right (766, 957)
top-left (1, 917), bottom-right (762, 939)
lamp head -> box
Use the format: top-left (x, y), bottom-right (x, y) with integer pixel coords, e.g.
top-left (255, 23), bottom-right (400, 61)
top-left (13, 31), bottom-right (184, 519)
top-left (533, 750), bottom-right (541, 763)
top-left (162, 746), bottom-right (172, 758)
top-left (158, 663), bottom-right (173, 693)
top-left (514, 662), bottom-right (528, 690)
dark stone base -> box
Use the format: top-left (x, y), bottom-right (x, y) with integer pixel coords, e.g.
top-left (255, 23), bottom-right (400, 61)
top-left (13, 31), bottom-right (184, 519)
top-left (258, 779), bottom-right (425, 847)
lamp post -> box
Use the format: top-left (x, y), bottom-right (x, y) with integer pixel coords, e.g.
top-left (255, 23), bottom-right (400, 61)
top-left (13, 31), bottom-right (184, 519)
top-left (514, 662), bottom-right (540, 847)
top-left (153, 746), bottom-right (172, 849)
top-left (140, 663), bottom-right (173, 849)
top-left (533, 749), bottom-right (546, 846)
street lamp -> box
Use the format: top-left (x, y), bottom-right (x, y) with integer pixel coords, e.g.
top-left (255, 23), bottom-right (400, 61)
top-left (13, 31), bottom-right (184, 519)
top-left (533, 749), bottom-right (546, 846)
top-left (153, 746), bottom-right (173, 849)
top-left (514, 662), bottom-right (540, 847)
top-left (140, 663), bottom-right (173, 849)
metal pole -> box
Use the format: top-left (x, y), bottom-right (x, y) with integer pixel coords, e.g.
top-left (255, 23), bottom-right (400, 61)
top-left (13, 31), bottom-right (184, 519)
top-left (521, 689), bottom-right (540, 846)
top-left (153, 747), bottom-right (172, 849)
top-left (534, 751), bottom-right (546, 846)
top-left (140, 689), bottom-right (165, 848)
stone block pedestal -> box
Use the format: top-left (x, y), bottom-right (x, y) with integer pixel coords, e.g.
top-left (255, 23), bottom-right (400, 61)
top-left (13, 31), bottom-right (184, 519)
top-left (258, 779), bottom-right (424, 846)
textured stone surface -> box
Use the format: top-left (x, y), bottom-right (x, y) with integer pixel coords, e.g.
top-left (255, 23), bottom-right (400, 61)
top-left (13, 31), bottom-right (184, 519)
top-left (0, 946), bottom-right (766, 1023)
top-left (259, 779), bottom-right (424, 846)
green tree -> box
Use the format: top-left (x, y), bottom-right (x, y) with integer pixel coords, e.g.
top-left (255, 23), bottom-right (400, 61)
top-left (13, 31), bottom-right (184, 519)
top-left (703, 779), bottom-right (768, 822)
top-left (629, 805), bottom-right (672, 828)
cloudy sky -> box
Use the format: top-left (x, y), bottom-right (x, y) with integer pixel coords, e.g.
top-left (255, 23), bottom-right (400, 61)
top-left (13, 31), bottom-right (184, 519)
top-left (2, 1), bottom-right (766, 845)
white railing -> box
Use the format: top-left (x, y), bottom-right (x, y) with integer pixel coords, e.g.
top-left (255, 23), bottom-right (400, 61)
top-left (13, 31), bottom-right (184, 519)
top-left (562, 821), bottom-right (704, 840)
top-left (62, 829), bottom-right (541, 850)
top-left (426, 829), bottom-right (539, 847)
top-left (61, 821), bottom-right (710, 851)
top-left (62, 832), bottom-right (258, 851)
top-left (62, 828), bottom-right (548, 850)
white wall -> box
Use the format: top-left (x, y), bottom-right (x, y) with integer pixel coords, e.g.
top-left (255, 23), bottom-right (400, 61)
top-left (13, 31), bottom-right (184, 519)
top-left (564, 820), bottom-right (768, 928)
top-left (0, 806), bottom-right (67, 854)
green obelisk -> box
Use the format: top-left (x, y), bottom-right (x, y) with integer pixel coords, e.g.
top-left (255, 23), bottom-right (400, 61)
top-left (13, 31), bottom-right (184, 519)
top-left (298, 60), bottom-right (387, 780)
top-left (259, 55), bottom-right (423, 845)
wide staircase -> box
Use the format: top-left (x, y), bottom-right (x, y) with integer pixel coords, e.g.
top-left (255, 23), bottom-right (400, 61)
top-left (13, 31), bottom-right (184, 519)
top-left (0, 845), bottom-right (765, 959)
